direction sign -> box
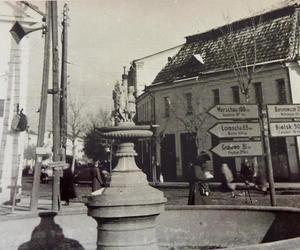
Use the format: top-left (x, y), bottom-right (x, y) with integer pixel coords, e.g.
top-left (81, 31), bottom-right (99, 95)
top-left (208, 104), bottom-right (259, 120)
top-left (267, 104), bottom-right (300, 119)
top-left (211, 141), bottom-right (263, 157)
top-left (209, 122), bottom-right (261, 138)
top-left (48, 161), bottom-right (69, 169)
top-left (269, 122), bottom-right (300, 137)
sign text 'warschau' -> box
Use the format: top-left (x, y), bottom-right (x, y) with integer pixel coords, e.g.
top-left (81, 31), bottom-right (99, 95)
top-left (208, 104), bottom-right (259, 120)
top-left (209, 122), bottom-right (261, 138)
top-left (211, 141), bottom-right (263, 157)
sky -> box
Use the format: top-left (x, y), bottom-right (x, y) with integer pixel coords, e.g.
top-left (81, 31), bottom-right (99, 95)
top-left (24, 0), bottom-right (287, 131)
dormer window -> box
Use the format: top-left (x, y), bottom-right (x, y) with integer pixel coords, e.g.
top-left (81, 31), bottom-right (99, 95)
top-left (193, 54), bottom-right (205, 64)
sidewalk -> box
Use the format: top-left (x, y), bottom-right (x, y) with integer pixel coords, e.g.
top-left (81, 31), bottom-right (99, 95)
top-left (0, 196), bottom-right (87, 221)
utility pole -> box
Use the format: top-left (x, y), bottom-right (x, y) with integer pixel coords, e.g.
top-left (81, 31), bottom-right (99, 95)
top-left (261, 105), bottom-right (276, 206)
top-left (29, 1), bottom-right (51, 212)
top-left (60, 4), bottom-right (69, 163)
top-left (51, 0), bottom-right (61, 212)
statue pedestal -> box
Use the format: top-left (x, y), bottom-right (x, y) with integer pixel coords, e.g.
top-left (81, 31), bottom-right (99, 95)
top-left (85, 124), bottom-right (166, 250)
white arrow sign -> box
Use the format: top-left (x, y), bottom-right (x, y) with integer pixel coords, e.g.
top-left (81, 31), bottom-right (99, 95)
top-left (208, 104), bottom-right (259, 120)
top-left (48, 161), bottom-right (69, 169)
top-left (209, 123), bottom-right (261, 138)
top-left (211, 141), bottom-right (263, 157)
top-left (267, 104), bottom-right (300, 119)
top-left (269, 122), bottom-right (300, 137)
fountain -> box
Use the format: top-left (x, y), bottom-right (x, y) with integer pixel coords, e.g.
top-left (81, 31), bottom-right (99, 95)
top-left (4, 78), bottom-right (300, 250)
top-left (85, 122), bottom-right (166, 250)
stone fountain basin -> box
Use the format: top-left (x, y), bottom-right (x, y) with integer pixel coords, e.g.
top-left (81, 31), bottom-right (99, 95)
top-left (2, 205), bottom-right (300, 250)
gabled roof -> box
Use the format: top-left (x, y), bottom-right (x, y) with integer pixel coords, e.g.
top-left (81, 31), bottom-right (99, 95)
top-left (153, 4), bottom-right (299, 84)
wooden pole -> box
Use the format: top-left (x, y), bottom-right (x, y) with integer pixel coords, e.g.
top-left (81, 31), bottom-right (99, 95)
top-left (60, 4), bottom-right (68, 163)
top-left (51, 0), bottom-right (61, 212)
top-left (261, 105), bottom-right (276, 206)
top-left (29, 1), bottom-right (51, 212)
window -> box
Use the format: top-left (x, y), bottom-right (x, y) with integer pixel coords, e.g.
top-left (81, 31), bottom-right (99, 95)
top-left (164, 97), bottom-right (170, 117)
top-left (254, 82), bottom-right (263, 104)
top-left (277, 79), bottom-right (287, 104)
top-left (185, 92), bottom-right (193, 115)
top-left (0, 100), bottom-right (4, 117)
top-left (231, 86), bottom-right (240, 104)
top-left (212, 89), bottom-right (220, 105)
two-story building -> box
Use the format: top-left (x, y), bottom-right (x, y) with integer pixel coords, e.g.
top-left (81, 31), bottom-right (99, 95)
top-left (137, 4), bottom-right (300, 182)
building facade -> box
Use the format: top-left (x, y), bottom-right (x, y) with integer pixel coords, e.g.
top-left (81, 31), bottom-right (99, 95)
top-left (0, 3), bottom-right (40, 204)
top-left (137, 4), bottom-right (300, 182)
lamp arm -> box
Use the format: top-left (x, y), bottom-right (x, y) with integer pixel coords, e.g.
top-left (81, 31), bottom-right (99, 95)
top-left (20, 1), bottom-right (45, 17)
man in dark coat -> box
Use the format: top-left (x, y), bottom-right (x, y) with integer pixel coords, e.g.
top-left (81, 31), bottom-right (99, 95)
top-left (60, 165), bottom-right (76, 206)
top-left (90, 161), bottom-right (103, 192)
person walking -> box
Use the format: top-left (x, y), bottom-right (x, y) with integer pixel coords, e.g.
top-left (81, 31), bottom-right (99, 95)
top-left (60, 165), bottom-right (76, 206)
top-left (253, 157), bottom-right (268, 193)
top-left (188, 153), bottom-right (213, 205)
top-left (240, 158), bottom-right (254, 185)
top-left (220, 163), bottom-right (236, 197)
top-left (90, 161), bottom-right (103, 192)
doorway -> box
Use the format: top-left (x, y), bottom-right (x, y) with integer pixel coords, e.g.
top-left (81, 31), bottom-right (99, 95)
top-left (160, 134), bottom-right (177, 181)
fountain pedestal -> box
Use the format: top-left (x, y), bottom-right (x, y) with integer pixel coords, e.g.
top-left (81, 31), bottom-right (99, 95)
top-left (85, 124), bottom-right (166, 250)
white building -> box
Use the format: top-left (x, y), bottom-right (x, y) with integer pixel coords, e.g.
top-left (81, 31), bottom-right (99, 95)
top-left (24, 130), bottom-right (85, 164)
top-left (0, 2), bottom-right (40, 204)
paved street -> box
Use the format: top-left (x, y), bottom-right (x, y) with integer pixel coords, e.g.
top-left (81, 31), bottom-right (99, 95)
top-left (21, 176), bottom-right (300, 208)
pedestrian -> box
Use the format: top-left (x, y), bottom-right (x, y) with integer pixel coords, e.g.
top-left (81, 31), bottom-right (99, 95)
top-left (188, 154), bottom-right (213, 205)
top-left (60, 164), bottom-right (76, 206)
top-left (240, 158), bottom-right (254, 185)
top-left (40, 167), bottom-right (49, 184)
top-left (196, 151), bottom-right (214, 180)
top-left (220, 163), bottom-right (236, 197)
top-left (90, 160), bottom-right (103, 192)
top-left (100, 159), bottom-right (111, 187)
top-left (253, 157), bottom-right (268, 193)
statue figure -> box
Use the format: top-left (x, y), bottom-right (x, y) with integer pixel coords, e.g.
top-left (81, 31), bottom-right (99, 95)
top-left (112, 81), bottom-right (136, 124)
top-left (126, 86), bottom-right (136, 121)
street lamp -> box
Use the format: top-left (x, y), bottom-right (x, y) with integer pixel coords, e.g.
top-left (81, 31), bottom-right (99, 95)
top-left (10, 2), bottom-right (50, 212)
top-left (10, 21), bottom-right (46, 44)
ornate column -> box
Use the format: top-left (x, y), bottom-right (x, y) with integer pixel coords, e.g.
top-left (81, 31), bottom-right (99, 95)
top-left (85, 122), bottom-right (166, 250)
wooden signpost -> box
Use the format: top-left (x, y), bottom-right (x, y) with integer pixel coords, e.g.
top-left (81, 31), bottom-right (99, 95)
top-left (48, 161), bottom-right (69, 170)
top-left (269, 122), bottom-right (300, 137)
top-left (211, 141), bottom-right (263, 157)
top-left (208, 104), bottom-right (276, 206)
top-left (208, 104), bottom-right (259, 120)
top-left (209, 122), bottom-right (261, 138)
top-left (208, 104), bottom-right (261, 158)
top-left (267, 104), bottom-right (300, 119)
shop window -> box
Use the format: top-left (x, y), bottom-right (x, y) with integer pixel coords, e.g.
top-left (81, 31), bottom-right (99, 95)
top-left (277, 79), bottom-right (287, 104)
top-left (164, 97), bottom-right (170, 118)
top-left (254, 82), bottom-right (263, 104)
top-left (185, 92), bottom-right (193, 115)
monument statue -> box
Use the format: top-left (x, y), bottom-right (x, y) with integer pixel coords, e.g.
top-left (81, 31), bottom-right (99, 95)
top-left (112, 81), bottom-right (136, 125)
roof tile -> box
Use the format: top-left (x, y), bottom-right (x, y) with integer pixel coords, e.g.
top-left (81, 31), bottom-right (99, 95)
top-left (153, 5), bottom-right (297, 84)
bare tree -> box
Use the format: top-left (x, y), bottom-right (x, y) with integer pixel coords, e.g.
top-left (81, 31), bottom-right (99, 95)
top-left (87, 108), bottom-right (112, 130)
top-left (222, 15), bottom-right (261, 102)
top-left (68, 98), bottom-right (86, 171)
top-left (168, 88), bottom-right (210, 155)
